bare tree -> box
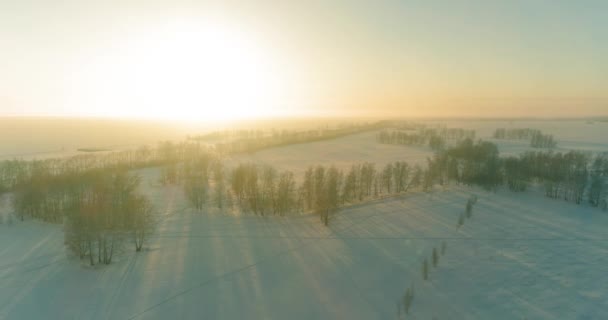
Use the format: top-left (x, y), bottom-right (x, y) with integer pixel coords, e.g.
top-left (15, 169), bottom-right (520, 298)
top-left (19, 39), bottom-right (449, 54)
top-left (275, 171), bottom-right (297, 216)
top-left (185, 178), bottom-right (208, 210)
top-left (321, 166), bottom-right (342, 225)
top-left (130, 195), bottom-right (155, 252)
top-left (212, 162), bottom-right (226, 209)
top-left (381, 163), bottom-right (393, 194)
top-left (260, 165), bottom-right (277, 216)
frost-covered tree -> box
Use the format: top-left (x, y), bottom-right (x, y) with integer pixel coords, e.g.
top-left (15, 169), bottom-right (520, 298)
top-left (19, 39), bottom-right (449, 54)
top-left (275, 171), bottom-right (297, 216)
top-left (301, 166), bottom-right (314, 210)
top-left (128, 195), bottom-right (155, 252)
top-left (589, 155), bottom-right (607, 207)
top-left (360, 162), bottom-right (376, 198)
top-left (213, 162), bottom-right (226, 209)
top-left (260, 165), bottom-right (277, 215)
top-left (321, 166), bottom-right (342, 225)
top-left (64, 170), bottom-right (153, 265)
top-left (381, 163), bottom-right (393, 194)
top-left (393, 161), bottom-right (410, 193)
top-left (342, 165), bottom-right (359, 202)
top-left (184, 175), bottom-right (208, 211)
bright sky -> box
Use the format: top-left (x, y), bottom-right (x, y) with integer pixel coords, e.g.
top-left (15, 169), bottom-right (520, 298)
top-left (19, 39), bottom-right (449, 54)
top-left (1, 0), bottom-right (607, 120)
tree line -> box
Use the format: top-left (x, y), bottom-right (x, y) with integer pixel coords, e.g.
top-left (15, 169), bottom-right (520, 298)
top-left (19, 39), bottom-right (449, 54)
top-left (177, 159), bottom-right (427, 226)
top-left (11, 167), bottom-right (155, 265)
top-left (530, 131), bottom-right (557, 148)
top-left (4, 141), bottom-right (219, 265)
top-left (0, 141), bottom-right (214, 195)
top-left (426, 138), bottom-right (607, 209)
top-left (175, 138), bottom-right (607, 225)
top-left (196, 121), bottom-right (389, 155)
top-left (503, 151), bottom-right (607, 207)
top-left (377, 127), bottom-right (476, 151)
top-left (492, 128), bottom-right (557, 149)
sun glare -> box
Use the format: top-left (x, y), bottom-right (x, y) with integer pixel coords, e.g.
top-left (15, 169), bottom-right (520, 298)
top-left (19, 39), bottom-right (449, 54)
top-left (71, 20), bottom-right (289, 122)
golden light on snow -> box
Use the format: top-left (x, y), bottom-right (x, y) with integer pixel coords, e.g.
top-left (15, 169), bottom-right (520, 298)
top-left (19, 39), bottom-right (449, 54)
top-left (70, 19), bottom-right (291, 122)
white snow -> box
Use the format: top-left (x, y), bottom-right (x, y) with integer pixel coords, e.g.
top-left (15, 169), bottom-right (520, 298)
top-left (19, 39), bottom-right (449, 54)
top-left (1, 181), bottom-right (607, 319)
top-left (1, 119), bottom-right (608, 319)
top-left (228, 130), bottom-right (434, 176)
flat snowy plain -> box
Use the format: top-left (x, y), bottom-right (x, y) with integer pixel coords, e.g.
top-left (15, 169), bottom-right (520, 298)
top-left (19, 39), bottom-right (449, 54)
top-left (2, 182), bottom-right (607, 319)
top-left (1, 119), bottom-right (608, 319)
top-left (229, 130), bottom-right (433, 176)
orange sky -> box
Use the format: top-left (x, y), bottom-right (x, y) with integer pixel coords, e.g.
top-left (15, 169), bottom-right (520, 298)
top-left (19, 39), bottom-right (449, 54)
top-left (1, 1), bottom-right (607, 119)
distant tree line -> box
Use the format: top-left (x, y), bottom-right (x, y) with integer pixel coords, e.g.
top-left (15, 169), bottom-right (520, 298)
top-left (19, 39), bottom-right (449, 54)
top-left (0, 141), bottom-right (214, 195)
top-left (377, 127), bottom-right (475, 151)
top-left (193, 121), bottom-right (389, 155)
top-left (176, 138), bottom-right (607, 224)
top-left (493, 128), bottom-right (539, 140)
top-left (492, 128), bottom-right (557, 149)
top-left (425, 138), bottom-right (607, 209)
top-left (530, 131), bottom-right (557, 148)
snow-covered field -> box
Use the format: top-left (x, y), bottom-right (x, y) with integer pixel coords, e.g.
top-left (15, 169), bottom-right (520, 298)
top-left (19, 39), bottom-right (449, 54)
top-left (1, 119), bottom-right (608, 320)
top-left (2, 119), bottom-right (606, 162)
top-left (2, 177), bottom-right (607, 319)
top-left (229, 130), bottom-right (433, 175)
top-left (229, 120), bottom-right (608, 176)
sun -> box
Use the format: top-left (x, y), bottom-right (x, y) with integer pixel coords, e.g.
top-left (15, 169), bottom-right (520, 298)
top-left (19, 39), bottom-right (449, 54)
top-left (71, 19), bottom-right (289, 122)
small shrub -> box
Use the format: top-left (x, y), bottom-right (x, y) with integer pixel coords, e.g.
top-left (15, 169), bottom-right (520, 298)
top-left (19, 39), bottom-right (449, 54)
top-left (457, 213), bottom-right (465, 228)
top-left (403, 285), bottom-right (415, 314)
top-left (465, 200), bottom-right (473, 218)
top-left (422, 258), bottom-right (429, 280)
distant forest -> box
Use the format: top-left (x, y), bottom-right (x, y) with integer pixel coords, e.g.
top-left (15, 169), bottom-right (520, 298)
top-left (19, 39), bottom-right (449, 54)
top-left (493, 128), bottom-right (557, 148)
top-left (377, 127), bottom-right (476, 151)
top-left (190, 121), bottom-right (387, 154)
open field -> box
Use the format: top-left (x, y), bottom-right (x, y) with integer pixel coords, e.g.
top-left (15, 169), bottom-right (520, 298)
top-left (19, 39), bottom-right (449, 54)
top-left (4, 1), bottom-right (608, 318)
top-left (2, 119), bottom-right (607, 161)
top-left (2, 175), bottom-right (607, 319)
top-left (230, 130), bottom-right (433, 175)
top-left (1, 118), bottom-right (607, 320)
